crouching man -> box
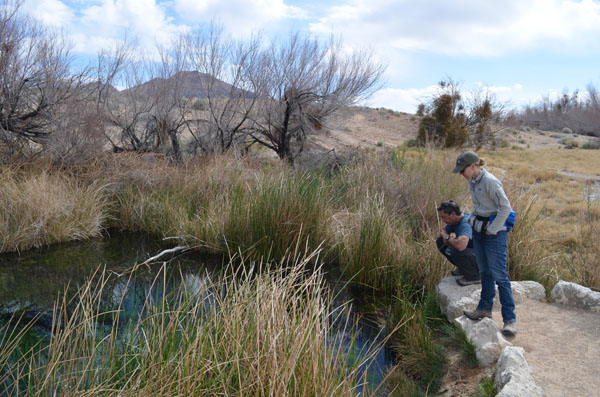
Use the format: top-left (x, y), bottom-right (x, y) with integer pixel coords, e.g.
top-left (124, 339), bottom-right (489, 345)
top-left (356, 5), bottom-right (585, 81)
top-left (436, 200), bottom-right (481, 286)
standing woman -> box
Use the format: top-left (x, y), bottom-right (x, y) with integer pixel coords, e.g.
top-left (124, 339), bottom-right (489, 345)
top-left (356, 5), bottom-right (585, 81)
top-left (452, 151), bottom-right (517, 336)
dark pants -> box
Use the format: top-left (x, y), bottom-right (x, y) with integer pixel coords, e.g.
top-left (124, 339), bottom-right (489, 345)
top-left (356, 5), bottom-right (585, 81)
top-left (436, 237), bottom-right (480, 281)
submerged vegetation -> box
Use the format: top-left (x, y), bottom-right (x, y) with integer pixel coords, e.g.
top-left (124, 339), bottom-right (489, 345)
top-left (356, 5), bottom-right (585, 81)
top-left (1, 148), bottom-right (599, 395)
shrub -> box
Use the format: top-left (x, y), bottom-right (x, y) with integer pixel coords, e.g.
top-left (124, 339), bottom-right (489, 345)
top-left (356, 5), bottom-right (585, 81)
top-left (581, 142), bottom-right (600, 149)
top-left (561, 127), bottom-right (573, 134)
top-left (561, 139), bottom-right (579, 148)
top-left (498, 139), bottom-right (511, 148)
top-left (191, 99), bottom-right (207, 110)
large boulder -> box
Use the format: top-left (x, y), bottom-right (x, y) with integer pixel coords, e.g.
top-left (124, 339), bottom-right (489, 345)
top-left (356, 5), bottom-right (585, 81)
top-left (454, 316), bottom-right (511, 366)
top-left (512, 281), bottom-right (546, 301)
top-left (495, 346), bottom-right (544, 397)
top-left (436, 277), bottom-right (546, 321)
top-left (436, 277), bottom-right (481, 321)
top-left (551, 280), bottom-right (600, 312)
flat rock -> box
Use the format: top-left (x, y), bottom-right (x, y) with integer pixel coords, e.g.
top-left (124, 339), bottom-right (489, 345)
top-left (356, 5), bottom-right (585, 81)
top-left (454, 316), bottom-right (512, 366)
top-left (551, 280), bottom-right (600, 312)
top-left (436, 276), bottom-right (482, 321)
top-left (436, 277), bottom-right (546, 321)
top-left (495, 346), bottom-right (544, 397)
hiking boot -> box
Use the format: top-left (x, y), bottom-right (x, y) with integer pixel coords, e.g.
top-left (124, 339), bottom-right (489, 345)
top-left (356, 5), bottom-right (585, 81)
top-left (463, 309), bottom-right (492, 321)
top-left (450, 269), bottom-right (463, 277)
top-left (503, 322), bottom-right (517, 336)
top-left (456, 277), bottom-right (481, 286)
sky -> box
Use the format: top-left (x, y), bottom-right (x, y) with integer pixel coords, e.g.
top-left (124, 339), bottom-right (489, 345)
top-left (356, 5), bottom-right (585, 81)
top-left (19, 0), bottom-right (600, 113)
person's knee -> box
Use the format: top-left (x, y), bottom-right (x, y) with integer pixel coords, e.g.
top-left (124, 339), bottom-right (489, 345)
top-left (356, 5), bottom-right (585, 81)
top-left (491, 269), bottom-right (511, 283)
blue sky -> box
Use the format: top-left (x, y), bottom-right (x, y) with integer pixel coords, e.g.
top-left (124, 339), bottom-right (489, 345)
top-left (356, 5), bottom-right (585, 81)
top-left (20, 0), bottom-right (600, 113)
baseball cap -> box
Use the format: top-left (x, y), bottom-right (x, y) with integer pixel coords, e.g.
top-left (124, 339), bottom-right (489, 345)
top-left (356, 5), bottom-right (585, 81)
top-left (452, 151), bottom-right (479, 173)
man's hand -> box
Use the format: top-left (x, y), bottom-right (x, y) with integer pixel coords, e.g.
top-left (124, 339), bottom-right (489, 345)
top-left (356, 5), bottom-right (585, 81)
top-left (440, 229), bottom-right (449, 243)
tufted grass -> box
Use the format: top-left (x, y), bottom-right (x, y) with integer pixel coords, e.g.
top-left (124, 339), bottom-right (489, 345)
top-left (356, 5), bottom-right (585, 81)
top-left (0, 166), bottom-right (107, 253)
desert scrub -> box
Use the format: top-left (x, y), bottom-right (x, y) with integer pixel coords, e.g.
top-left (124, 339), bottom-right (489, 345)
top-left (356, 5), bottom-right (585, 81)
top-left (561, 127), bottom-right (573, 135)
top-left (0, 168), bottom-right (107, 253)
top-left (0, 254), bottom-right (383, 396)
top-left (561, 139), bottom-right (579, 149)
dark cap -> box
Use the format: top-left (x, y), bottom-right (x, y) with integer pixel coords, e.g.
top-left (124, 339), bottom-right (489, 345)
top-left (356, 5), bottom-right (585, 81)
top-left (452, 151), bottom-right (479, 173)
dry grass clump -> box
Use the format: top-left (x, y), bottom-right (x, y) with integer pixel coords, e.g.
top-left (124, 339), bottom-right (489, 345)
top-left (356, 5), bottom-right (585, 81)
top-left (1, 253), bottom-right (383, 396)
top-left (0, 167), bottom-right (107, 253)
top-left (511, 166), bottom-right (561, 184)
top-left (554, 201), bottom-right (600, 289)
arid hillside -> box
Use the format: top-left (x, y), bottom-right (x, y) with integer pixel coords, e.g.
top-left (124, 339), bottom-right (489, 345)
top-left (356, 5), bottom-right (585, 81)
top-left (310, 106), bottom-right (600, 152)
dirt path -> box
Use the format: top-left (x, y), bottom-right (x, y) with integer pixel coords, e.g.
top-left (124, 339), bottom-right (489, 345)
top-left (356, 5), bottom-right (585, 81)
top-left (440, 298), bottom-right (600, 396)
top-left (506, 300), bottom-right (600, 397)
top-left (501, 300), bottom-right (600, 397)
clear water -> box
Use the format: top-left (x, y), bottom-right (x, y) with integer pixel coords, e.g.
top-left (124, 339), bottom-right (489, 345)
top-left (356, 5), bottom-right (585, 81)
top-left (0, 231), bottom-right (393, 391)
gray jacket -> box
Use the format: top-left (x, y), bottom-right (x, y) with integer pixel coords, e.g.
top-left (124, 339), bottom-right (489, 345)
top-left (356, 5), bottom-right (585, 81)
top-left (467, 168), bottom-right (512, 235)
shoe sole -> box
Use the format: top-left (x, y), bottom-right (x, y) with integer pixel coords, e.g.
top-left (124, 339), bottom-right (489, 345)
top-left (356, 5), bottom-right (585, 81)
top-left (502, 330), bottom-right (517, 336)
top-left (456, 279), bottom-right (481, 286)
top-left (463, 311), bottom-right (492, 321)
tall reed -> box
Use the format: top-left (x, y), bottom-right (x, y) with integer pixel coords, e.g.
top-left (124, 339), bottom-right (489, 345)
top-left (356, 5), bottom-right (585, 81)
top-left (224, 171), bottom-right (331, 260)
top-left (0, 252), bottom-right (383, 396)
top-left (336, 194), bottom-right (407, 290)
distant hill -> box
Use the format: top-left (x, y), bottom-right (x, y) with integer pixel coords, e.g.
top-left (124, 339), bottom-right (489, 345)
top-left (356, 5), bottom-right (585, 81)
top-left (121, 71), bottom-right (253, 99)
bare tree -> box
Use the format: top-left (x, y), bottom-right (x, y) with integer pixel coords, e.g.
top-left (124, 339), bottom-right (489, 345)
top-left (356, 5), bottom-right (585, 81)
top-left (0, 0), bottom-right (87, 157)
top-left (144, 38), bottom-right (190, 161)
top-left (247, 33), bottom-right (386, 163)
top-left (515, 84), bottom-right (600, 136)
top-left (96, 43), bottom-right (156, 153)
top-left (185, 25), bottom-right (264, 154)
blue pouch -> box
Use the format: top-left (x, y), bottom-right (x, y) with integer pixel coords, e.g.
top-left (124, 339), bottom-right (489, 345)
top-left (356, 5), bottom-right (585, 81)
top-left (489, 210), bottom-right (517, 232)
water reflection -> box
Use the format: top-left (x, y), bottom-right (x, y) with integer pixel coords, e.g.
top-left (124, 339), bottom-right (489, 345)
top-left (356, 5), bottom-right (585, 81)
top-left (0, 231), bottom-right (394, 391)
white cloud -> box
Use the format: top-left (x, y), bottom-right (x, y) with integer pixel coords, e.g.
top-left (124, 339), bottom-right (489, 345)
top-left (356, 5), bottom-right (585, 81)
top-left (83, 0), bottom-right (182, 44)
top-left (366, 86), bottom-right (439, 113)
top-left (310, 0), bottom-right (600, 57)
top-left (367, 83), bottom-right (541, 113)
top-left (173, 0), bottom-right (307, 36)
top-left (22, 0), bottom-right (74, 27)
